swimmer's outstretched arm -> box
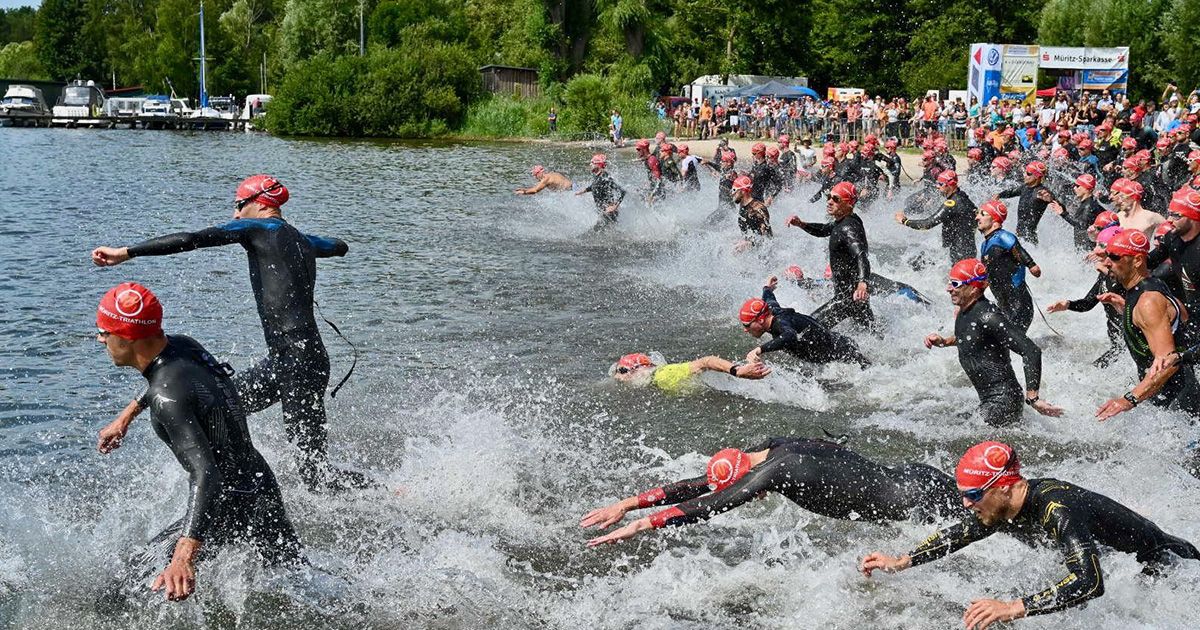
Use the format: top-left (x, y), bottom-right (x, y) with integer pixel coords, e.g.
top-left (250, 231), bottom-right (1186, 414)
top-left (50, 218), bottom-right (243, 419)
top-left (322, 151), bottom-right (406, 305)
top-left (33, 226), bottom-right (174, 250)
top-left (690, 356), bottom-right (771, 379)
top-left (581, 476), bottom-right (711, 530)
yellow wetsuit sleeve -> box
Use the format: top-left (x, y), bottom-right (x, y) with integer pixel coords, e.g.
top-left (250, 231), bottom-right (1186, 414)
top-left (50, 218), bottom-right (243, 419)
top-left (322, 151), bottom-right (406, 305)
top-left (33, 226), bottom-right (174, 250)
top-left (651, 363), bottom-right (697, 394)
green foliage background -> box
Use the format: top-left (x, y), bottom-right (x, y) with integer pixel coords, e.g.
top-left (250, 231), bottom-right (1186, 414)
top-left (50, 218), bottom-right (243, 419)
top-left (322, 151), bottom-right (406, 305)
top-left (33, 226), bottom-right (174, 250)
top-left (4, 0), bottom-right (1200, 136)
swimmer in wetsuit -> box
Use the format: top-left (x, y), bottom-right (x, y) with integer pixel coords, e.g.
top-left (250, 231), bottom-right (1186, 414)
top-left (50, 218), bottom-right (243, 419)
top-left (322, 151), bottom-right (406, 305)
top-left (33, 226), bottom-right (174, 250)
top-left (582, 437), bottom-right (963, 547)
top-left (515, 165), bottom-right (572, 195)
top-left (924, 259), bottom-right (1063, 426)
top-left (93, 283), bottom-right (302, 605)
top-left (608, 352), bottom-right (770, 394)
top-left (976, 200), bottom-right (1042, 333)
top-left (1046, 173), bottom-right (1108, 250)
top-left (861, 442), bottom-right (1199, 629)
top-left (576, 153), bottom-right (626, 228)
top-left (91, 175), bottom-right (369, 492)
top-left (731, 175), bottom-right (772, 247)
top-left (786, 181), bottom-right (876, 332)
top-left (1046, 225), bottom-right (1127, 368)
top-left (896, 170), bottom-right (978, 264)
top-left (740, 276), bottom-right (870, 368)
top-left (995, 161), bottom-right (1053, 245)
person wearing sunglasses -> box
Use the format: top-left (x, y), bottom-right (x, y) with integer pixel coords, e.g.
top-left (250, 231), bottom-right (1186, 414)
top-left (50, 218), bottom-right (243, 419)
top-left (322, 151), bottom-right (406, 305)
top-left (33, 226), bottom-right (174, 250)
top-left (860, 441), bottom-right (1199, 629)
top-left (89, 175), bottom-right (368, 493)
top-left (976, 200), bottom-right (1041, 333)
top-left (1096, 227), bottom-right (1200, 428)
top-left (786, 181), bottom-right (876, 332)
top-left (895, 169), bottom-right (978, 264)
top-left (608, 352), bottom-right (771, 394)
top-left (93, 283), bottom-right (303, 606)
top-left (740, 275), bottom-right (870, 368)
top-left (1145, 188), bottom-right (1200, 337)
top-left (582, 436), bottom-right (962, 548)
top-left (924, 259), bottom-right (1062, 426)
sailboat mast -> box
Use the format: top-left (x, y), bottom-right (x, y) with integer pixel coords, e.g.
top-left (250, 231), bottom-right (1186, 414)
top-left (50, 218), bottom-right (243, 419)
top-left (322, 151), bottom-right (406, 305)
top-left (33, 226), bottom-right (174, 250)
top-left (199, 0), bottom-right (209, 108)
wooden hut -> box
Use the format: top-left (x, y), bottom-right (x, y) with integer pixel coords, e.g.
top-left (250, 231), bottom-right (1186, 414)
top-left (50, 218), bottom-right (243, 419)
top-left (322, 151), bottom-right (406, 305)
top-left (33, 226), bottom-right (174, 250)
top-left (479, 65), bottom-right (540, 99)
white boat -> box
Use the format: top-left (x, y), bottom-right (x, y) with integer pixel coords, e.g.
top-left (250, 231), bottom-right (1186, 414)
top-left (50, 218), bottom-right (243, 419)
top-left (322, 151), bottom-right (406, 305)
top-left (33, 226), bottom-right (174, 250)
top-left (240, 93), bottom-right (271, 131)
top-left (0, 84), bottom-right (50, 126)
top-left (51, 79), bottom-right (108, 127)
top-left (187, 94), bottom-right (237, 130)
top-left (104, 96), bottom-right (146, 126)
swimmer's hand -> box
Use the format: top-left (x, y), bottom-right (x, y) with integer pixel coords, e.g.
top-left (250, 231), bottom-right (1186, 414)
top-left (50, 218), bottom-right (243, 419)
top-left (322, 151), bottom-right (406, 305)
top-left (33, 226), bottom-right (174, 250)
top-left (765, 275), bottom-right (779, 290)
top-left (1029, 264), bottom-right (1042, 278)
top-left (963, 598), bottom-right (1026, 630)
top-left (91, 246), bottom-right (130, 267)
top-left (1149, 352), bottom-right (1182, 378)
top-left (1030, 398), bottom-right (1064, 418)
top-left (859, 552), bottom-right (911, 577)
top-left (580, 498), bottom-right (634, 530)
top-left (786, 214), bottom-right (804, 228)
top-left (586, 517), bottom-right (650, 548)
top-left (924, 333), bottom-right (952, 349)
top-left (735, 363), bottom-right (771, 379)
top-left (1048, 200), bottom-right (1064, 215)
top-left (98, 398), bottom-right (142, 454)
top-left (853, 281), bottom-right (868, 302)
top-left (152, 537), bottom-right (199, 602)
top-left (1096, 395), bottom-right (1134, 421)
top-left (1046, 300), bottom-right (1070, 313)
top-left (893, 211), bottom-right (907, 224)
top-left (1035, 188), bottom-right (1054, 203)
top-left (1096, 292), bottom-right (1126, 310)
top-left (745, 347), bottom-right (764, 364)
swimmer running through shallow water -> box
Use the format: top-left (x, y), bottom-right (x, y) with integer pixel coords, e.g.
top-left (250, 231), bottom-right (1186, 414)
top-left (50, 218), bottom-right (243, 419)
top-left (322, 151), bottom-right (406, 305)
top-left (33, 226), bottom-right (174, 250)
top-left (582, 437), bottom-right (962, 547)
top-left (609, 353), bottom-right (770, 393)
top-left (861, 441), bottom-right (1199, 630)
top-left (515, 165), bottom-right (572, 195)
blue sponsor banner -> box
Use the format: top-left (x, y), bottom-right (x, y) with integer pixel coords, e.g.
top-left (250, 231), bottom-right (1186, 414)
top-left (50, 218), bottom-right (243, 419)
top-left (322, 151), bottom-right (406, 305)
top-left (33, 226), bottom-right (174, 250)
top-left (982, 70), bottom-right (1001, 104)
top-left (1081, 69), bottom-right (1128, 90)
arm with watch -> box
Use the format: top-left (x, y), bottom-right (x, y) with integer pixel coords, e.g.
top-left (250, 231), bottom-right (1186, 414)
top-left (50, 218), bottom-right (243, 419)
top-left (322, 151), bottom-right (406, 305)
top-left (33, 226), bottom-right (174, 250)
top-left (1097, 291), bottom-right (1182, 420)
top-left (690, 356), bottom-right (771, 380)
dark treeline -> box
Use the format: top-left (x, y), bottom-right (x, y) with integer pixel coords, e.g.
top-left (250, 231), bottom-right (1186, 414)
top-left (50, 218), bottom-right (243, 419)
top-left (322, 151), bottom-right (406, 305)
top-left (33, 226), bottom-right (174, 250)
top-left (3, 1), bottom-right (1200, 136)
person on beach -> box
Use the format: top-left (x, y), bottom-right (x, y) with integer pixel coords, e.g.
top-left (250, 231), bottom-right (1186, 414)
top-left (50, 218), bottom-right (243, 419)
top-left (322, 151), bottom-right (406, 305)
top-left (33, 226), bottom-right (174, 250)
top-left (90, 175), bottom-right (370, 492)
top-left (608, 352), bottom-right (771, 394)
top-left (861, 441), bottom-right (1199, 629)
top-left (582, 437), bottom-right (961, 547)
top-left (93, 283), bottom-right (303, 606)
top-left (515, 165), bottom-right (572, 195)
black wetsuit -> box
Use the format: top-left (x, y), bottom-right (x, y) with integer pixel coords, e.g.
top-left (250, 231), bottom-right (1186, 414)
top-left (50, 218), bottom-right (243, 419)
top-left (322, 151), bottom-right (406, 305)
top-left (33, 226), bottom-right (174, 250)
top-left (643, 155), bottom-right (665, 202)
top-left (1058, 195), bottom-right (1108, 250)
top-left (808, 172), bottom-right (837, 204)
top-left (980, 228), bottom-right (1037, 333)
top-left (1134, 171), bottom-right (1169, 217)
top-left (750, 159), bottom-right (780, 203)
top-left (707, 164), bottom-right (736, 223)
top-left (954, 296), bottom-right (1042, 426)
top-left (793, 274), bottom-right (932, 306)
top-left (878, 152), bottom-right (902, 193)
top-left (104, 335), bottom-right (301, 605)
top-left (778, 150), bottom-right (797, 191)
top-left (801, 213), bottom-right (875, 330)
top-left (738, 200), bottom-right (772, 238)
top-left (765, 161), bottom-right (785, 199)
top-left (997, 182), bottom-right (1051, 245)
top-left (642, 438), bottom-right (961, 528)
top-left (906, 478), bottom-right (1199, 617)
top-left (1067, 272), bottom-right (1126, 368)
top-left (904, 188), bottom-right (977, 263)
top-left (756, 286), bottom-right (869, 367)
top-left (1121, 276), bottom-right (1200, 413)
top-left (583, 170), bottom-right (626, 227)
top-left (1148, 230), bottom-right (1200, 326)
top-left (127, 217), bottom-right (348, 489)
top-left (660, 155), bottom-right (681, 184)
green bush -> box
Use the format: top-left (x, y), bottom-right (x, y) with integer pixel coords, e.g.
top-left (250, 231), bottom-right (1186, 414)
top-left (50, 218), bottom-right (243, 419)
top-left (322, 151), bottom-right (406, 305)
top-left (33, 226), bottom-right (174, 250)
top-left (461, 94), bottom-right (553, 138)
top-left (266, 43), bottom-right (480, 137)
top-left (0, 40), bottom-right (47, 79)
top-left (559, 73), bottom-right (613, 135)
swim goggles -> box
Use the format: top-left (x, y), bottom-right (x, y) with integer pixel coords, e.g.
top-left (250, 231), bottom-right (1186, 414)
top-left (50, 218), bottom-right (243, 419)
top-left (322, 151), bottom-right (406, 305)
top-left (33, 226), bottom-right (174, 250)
top-left (960, 448), bottom-right (1017, 503)
top-left (948, 274), bottom-right (988, 289)
top-left (236, 181), bottom-right (284, 210)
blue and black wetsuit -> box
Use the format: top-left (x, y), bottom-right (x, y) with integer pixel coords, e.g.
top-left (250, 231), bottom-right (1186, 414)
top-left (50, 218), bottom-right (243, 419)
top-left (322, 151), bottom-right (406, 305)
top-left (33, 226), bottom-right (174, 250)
top-left (126, 217), bottom-right (349, 489)
top-left (641, 438), bottom-right (962, 529)
top-left (101, 335), bottom-right (302, 607)
top-left (756, 286), bottom-right (869, 367)
top-left (980, 228), bottom-right (1038, 332)
top-left (906, 478), bottom-right (1198, 618)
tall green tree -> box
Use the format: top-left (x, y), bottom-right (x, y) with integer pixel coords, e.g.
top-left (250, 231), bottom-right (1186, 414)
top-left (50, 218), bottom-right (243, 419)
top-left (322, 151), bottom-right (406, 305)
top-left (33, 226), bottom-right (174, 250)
top-left (35, 0), bottom-right (106, 79)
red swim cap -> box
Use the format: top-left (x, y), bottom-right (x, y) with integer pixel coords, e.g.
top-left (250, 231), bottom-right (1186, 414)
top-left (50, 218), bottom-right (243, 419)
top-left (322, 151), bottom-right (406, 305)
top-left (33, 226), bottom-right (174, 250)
top-left (936, 170), bottom-right (958, 186)
top-left (1075, 174), bottom-right (1096, 190)
top-left (707, 448), bottom-right (753, 491)
top-left (1051, 147), bottom-right (1069, 160)
top-left (1092, 210), bottom-right (1120, 231)
top-left (766, 146), bottom-right (780, 159)
top-left (591, 154), bottom-right (607, 168)
top-left (1190, 150), bottom-right (1200, 163)
top-left (1025, 161), bottom-right (1048, 178)
top-left (820, 156), bottom-right (836, 169)
top-left (1078, 138), bottom-right (1094, 151)
top-left (660, 142), bottom-right (675, 154)
top-left (968, 148), bottom-right (982, 160)
top-left (949, 258), bottom-right (988, 288)
top-left (922, 150), bottom-right (934, 162)
top-left (739, 298), bottom-right (769, 324)
top-left (97, 282), bottom-right (163, 340)
top-left (236, 174), bottom-right (289, 209)
top-left (784, 265), bottom-right (804, 281)
top-left (778, 134), bottom-right (791, 146)
top-left (980, 199), bottom-right (1008, 224)
top-left (678, 144), bottom-right (690, 155)
top-left (635, 139), bottom-right (650, 151)
top-left (1157, 137), bottom-right (1172, 150)
top-left (992, 156), bottom-right (1012, 172)
top-left (1111, 177), bottom-right (1144, 201)
top-left (1170, 188), bottom-right (1200, 221)
top-left (732, 175), bottom-right (753, 193)
top-left (830, 181), bottom-right (858, 205)
top-left (1025, 127), bottom-right (1037, 138)
top-left (864, 134), bottom-right (878, 145)
top-left (1155, 221), bottom-right (1176, 239)
top-left (1057, 129), bottom-right (1070, 139)
top-left (1107, 230), bottom-right (1151, 257)
top-left (617, 353), bottom-right (654, 370)
top-left (531, 165), bottom-right (545, 177)
top-left (956, 442), bottom-right (1021, 489)
top-left (752, 142), bottom-right (766, 156)
top-left (721, 150), bottom-right (737, 164)
top-left (1122, 137), bottom-right (1138, 150)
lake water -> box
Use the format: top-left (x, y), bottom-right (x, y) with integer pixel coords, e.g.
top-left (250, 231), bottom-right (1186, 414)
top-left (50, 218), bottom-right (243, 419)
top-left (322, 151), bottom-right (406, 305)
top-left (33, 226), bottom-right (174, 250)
top-left (0, 127), bottom-right (1197, 629)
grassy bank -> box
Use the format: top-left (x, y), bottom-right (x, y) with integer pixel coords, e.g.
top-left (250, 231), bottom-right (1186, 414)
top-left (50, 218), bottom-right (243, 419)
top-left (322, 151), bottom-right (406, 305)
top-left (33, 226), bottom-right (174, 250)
top-left (460, 77), bottom-right (666, 141)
